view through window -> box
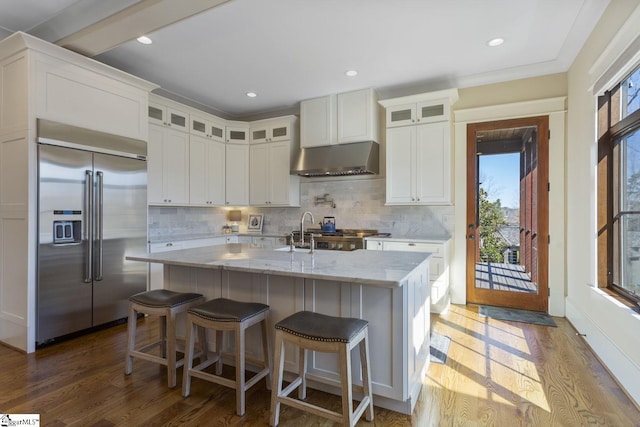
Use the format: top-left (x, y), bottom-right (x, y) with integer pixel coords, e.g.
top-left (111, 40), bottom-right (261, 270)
top-left (607, 66), bottom-right (640, 301)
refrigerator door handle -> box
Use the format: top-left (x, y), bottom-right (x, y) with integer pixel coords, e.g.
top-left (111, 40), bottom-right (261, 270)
top-left (95, 171), bottom-right (104, 281)
top-left (84, 169), bottom-right (93, 283)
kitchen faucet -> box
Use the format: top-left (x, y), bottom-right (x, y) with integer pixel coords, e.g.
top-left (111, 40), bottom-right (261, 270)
top-left (299, 211), bottom-right (315, 247)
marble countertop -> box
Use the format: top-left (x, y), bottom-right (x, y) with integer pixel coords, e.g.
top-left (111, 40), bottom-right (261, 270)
top-left (127, 244), bottom-right (431, 288)
top-left (365, 234), bottom-right (450, 242)
top-left (149, 232), bottom-right (288, 244)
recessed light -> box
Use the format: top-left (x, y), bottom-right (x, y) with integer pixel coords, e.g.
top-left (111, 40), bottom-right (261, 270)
top-left (345, 70), bottom-right (358, 77)
top-left (487, 37), bottom-right (504, 47)
top-left (246, 92), bottom-right (257, 98)
top-left (136, 36), bottom-right (152, 45)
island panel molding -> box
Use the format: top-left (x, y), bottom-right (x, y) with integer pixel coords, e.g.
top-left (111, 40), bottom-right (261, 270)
top-left (126, 243), bottom-right (432, 414)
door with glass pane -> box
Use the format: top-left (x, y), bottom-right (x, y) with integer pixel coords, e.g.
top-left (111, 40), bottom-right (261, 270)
top-left (466, 116), bottom-right (549, 312)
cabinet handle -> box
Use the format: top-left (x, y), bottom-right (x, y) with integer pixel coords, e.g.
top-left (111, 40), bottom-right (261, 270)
top-left (166, 243), bottom-right (173, 247)
top-left (408, 243), bottom-right (416, 246)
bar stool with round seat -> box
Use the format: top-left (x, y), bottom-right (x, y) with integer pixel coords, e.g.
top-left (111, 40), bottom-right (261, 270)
top-left (124, 289), bottom-right (205, 388)
top-left (182, 298), bottom-right (272, 417)
top-left (269, 311), bottom-right (374, 427)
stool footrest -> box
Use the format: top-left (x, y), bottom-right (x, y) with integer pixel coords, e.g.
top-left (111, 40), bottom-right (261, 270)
top-left (279, 377), bottom-right (303, 398)
top-left (278, 395), bottom-right (343, 424)
top-left (129, 350), bottom-right (169, 367)
top-left (352, 396), bottom-right (372, 424)
top-left (188, 369), bottom-right (237, 389)
top-left (244, 368), bottom-right (270, 391)
top-left (191, 355), bottom-right (220, 372)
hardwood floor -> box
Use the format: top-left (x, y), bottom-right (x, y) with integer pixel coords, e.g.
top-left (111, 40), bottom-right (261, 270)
top-left (1, 305), bottom-right (638, 426)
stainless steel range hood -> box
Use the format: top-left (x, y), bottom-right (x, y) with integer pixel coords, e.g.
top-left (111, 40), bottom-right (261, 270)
top-left (293, 141), bottom-right (379, 177)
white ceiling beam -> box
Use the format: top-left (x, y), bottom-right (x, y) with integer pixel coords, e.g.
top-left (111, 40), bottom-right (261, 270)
top-left (56, 0), bottom-right (230, 57)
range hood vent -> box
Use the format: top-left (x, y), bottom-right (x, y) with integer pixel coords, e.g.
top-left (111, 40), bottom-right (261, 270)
top-left (293, 141), bottom-right (379, 177)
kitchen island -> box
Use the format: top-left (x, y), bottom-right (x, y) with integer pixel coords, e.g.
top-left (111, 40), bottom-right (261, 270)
top-left (126, 244), bottom-right (431, 414)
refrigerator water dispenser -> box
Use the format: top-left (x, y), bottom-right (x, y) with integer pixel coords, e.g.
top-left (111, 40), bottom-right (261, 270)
top-left (53, 220), bottom-right (81, 244)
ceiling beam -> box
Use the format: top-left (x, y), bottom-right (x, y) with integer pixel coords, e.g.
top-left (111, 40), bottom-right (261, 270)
top-left (56, 0), bottom-right (230, 57)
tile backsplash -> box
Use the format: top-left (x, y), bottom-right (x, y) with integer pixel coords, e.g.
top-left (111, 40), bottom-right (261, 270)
top-left (148, 178), bottom-right (452, 240)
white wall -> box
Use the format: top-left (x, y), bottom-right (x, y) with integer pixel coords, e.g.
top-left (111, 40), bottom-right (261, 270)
top-left (566, 0), bottom-right (640, 405)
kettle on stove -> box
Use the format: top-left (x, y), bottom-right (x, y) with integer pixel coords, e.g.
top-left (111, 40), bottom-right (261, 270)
top-left (321, 216), bottom-right (336, 233)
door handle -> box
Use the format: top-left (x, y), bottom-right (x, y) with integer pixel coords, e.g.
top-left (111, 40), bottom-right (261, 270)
top-left (95, 171), bottom-right (104, 281)
top-left (84, 170), bottom-right (93, 283)
top-left (468, 234), bottom-right (475, 240)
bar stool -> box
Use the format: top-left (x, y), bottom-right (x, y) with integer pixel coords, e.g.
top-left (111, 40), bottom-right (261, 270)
top-left (182, 298), bottom-right (272, 416)
top-left (124, 289), bottom-right (205, 388)
top-left (269, 311), bottom-right (374, 427)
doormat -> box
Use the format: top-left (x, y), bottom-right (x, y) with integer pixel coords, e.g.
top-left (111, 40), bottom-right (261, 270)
top-left (430, 332), bottom-right (451, 364)
top-left (479, 305), bottom-right (556, 327)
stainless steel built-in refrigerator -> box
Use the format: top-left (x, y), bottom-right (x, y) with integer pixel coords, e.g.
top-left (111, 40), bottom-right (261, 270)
top-left (37, 120), bottom-right (147, 345)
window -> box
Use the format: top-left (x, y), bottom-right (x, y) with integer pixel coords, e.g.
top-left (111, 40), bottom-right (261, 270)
top-left (621, 68), bottom-right (640, 118)
top-left (600, 65), bottom-right (640, 303)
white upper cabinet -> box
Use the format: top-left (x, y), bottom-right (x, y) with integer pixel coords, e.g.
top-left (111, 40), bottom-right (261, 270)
top-left (250, 140), bottom-right (300, 206)
top-left (386, 120), bottom-right (451, 205)
top-left (190, 114), bottom-right (225, 142)
top-left (226, 122), bottom-right (249, 144)
top-left (225, 143), bottom-right (249, 205)
top-left (148, 123), bottom-right (190, 205)
top-left (250, 118), bottom-right (293, 143)
top-left (148, 101), bottom-right (189, 132)
top-left (249, 116), bottom-right (300, 206)
top-left (385, 100), bottom-right (449, 127)
top-left (380, 89), bottom-right (458, 206)
top-left (189, 134), bottom-right (225, 206)
top-left (301, 88), bottom-right (381, 148)
top-left (337, 88), bottom-right (380, 143)
top-left (300, 94), bottom-right (337, 148)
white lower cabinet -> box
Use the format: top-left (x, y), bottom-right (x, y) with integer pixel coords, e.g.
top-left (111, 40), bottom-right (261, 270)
top-left (148, 236), bottom-right (237, 290)
top-left (250, 235), bottom-right (287, 248)
top-left (366, 238), bottom-right (450, 313)
top-left (148, 241), bottom-right (185, 291)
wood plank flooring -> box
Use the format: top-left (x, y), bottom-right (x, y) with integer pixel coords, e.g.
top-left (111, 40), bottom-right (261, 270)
top-left (1, 305), bottom-right (638, 426)
top-left (475, 262), bottom-right (537, 293)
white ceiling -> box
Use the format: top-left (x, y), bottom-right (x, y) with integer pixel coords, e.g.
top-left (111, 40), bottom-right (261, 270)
top-left (0, 0), bottom-right (610, 120)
